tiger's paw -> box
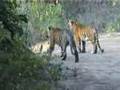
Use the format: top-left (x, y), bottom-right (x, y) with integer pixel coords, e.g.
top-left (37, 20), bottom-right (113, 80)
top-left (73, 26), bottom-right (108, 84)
top-left (91, 51), bottom-right (97, 54)
top-left (61, 54), bottom-right (66, 60)
top-left (101, 49), bottom-right (104, 53)
top-left (81, 50), bottom-right (86, 53)
top-left (75, 59), bottom-right (79, 63)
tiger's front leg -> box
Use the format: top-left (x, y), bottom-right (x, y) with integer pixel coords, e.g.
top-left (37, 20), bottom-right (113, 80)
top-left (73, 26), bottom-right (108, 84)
top-left (78, 40), bottom-right (82, 53)
top-left (61, 44), bottom-right (67, 60)
top-left (71, 46), bottom-right (79, 63)
top-left (75, 38), bottom-right (82, 53)
top-left (60, 46), bottom-right (64, 57)
top-left (78, 39), bottom-right (86, 53)
top-left (81, 40), bottom-right (86, 53)
top-left (47, 42), bottom-right (55, 56)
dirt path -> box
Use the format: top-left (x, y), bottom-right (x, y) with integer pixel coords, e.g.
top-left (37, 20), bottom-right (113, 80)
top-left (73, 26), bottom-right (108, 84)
top-left (31, 33), bottom-right (120, 90)
top-left (51, 33), bottom-right (120, 90)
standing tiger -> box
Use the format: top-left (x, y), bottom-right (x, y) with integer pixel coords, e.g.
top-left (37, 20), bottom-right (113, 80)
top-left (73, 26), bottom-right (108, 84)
top-left (47, 26), bottom-right (79, 63)
top-left (68, 20), bottom-right (104, 54)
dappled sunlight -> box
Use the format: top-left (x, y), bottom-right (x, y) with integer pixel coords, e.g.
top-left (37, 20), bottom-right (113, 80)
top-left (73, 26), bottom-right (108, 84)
top-left (30, 41), bottom-right (50, 53)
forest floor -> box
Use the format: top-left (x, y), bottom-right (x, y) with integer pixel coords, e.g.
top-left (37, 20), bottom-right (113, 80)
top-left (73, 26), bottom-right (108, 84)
top-left (32, 33), bottom-right (120, 90)
top-left (51, 33), bottom-right (120, 90)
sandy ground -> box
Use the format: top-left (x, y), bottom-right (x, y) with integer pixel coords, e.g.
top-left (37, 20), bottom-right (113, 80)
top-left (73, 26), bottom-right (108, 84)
top-left (55, 33), bottom-right (120, 90)
top-left (32, 33), bottom-right (120, 90)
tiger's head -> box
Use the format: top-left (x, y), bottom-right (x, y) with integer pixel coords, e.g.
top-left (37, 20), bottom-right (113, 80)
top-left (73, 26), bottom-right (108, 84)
top-left (68, 20), bottom-right (77, 30)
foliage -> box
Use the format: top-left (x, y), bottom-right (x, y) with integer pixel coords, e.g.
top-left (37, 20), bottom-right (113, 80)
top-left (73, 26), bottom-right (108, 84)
top-left (105, 17), bottom-right (120, 33)
top-left (0, 0), bottom-right (62, 90)
top-left (0, 0), bottom-right (27, 39)
top-left (0, 50), bottom-right (61, 90)
top-left (61, 0), bottom-right (120, 33)
top-left (24, 1), bottom-right (66, 45)
top-left (30, 1), bottom-right (64, 31)
top-left (0, 0), bottom-right (29, 52)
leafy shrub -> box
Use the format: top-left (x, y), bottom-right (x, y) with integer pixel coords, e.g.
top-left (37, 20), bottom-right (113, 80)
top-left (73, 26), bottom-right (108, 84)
top-left (30, 1), bottom-right (64, 30)
top-left (105, 18), bottom-right (120, 33)
top-left (0, 1), bottom-right (62, 90)
top-left (0, 49), bottom-right (61, 90)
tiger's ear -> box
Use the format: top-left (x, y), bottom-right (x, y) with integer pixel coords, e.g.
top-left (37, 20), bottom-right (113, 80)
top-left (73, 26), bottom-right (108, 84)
top-left (68, 19), bottom-right (71, 23)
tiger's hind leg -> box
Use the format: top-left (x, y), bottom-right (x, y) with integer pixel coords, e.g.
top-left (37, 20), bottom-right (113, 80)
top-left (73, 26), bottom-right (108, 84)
top-left (96, 38), bottom-right (104, 53)
top-left (93, 43), bottom-right (97, 54)
top-left (91, 41), bottom-right (97, 54)
top-left (95, 32), bottom-right (104, 53)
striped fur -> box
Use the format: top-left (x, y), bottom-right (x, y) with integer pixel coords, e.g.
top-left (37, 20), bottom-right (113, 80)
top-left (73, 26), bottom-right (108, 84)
top-left (47, 26), bottom-right (79, 62)
top-left (68, 20), bottom-right (104, 54)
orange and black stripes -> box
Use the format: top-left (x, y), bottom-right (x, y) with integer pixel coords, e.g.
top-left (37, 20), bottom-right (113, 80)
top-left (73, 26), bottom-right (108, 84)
top-left (68, 20), bottom-right (104, 54)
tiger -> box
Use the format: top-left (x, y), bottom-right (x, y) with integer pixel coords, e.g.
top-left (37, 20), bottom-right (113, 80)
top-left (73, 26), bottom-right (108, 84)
top-left (68, 20), bottom-right (104, 54)
top-left (47, 26), bottom-right (79, 63)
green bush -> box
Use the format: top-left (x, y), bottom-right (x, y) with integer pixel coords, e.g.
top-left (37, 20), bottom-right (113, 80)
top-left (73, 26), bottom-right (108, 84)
top-left (0, 50), bottom-right (61, 90)
top-left (0, 1), bottom-right (62, 90)
top-left (30, 1), bottom-right (64, 30)
top-left (105, 18), bottom-right (120, 33)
